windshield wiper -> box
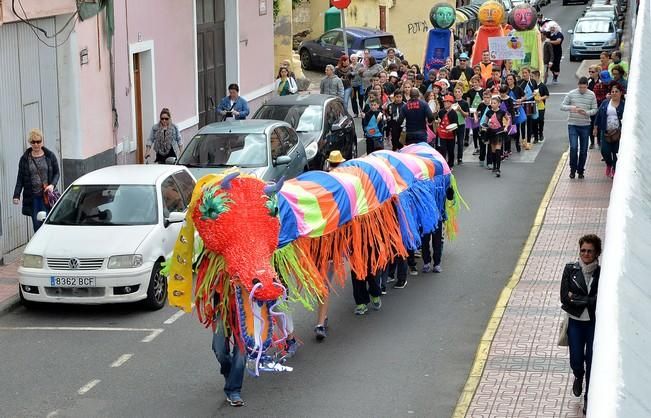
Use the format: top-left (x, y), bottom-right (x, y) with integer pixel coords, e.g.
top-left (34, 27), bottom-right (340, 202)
top-left (204, 163), bottom-right (235, 168)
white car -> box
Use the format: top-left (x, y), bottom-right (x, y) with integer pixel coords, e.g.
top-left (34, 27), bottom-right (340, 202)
top-left (18, 165), bottom-right (195, 310)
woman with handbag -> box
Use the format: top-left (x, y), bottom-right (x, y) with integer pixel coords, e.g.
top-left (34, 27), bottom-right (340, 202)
top-left (594, 84), bottom-right (625, 178)
top-left (12, 128), bottom-right (60, 232)
top-left (560, 234), bottom-right (602, 416)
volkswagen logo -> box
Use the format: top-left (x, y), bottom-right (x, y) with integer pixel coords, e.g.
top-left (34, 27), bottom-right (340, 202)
top-left (68, 258), bottom-right (80, 269)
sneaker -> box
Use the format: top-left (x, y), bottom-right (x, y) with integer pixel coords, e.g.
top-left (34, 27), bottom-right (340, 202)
top-left (226, 393), bottom-right (245, 407)
top-left (354, 304), bottom-right (368, 315)
top-left (408, 266), bottom-right (418, 276)
top-left (285, 338), bottom-right (300, 358)
top-left (381, 285), bottom-right (387, 295)
top-left (464, 141), bottom-right (470, 147)
top-left (539, 136), bottom-right (545, 142)
top-left (578, 172), bottom-right (585, 179)
top-left (414, 250), bottom-right (422, 258)
top-left (314, 325), bottom-right (327, 341)
top-left (433, 264), bottom-right (442, 273)
top-left (553, 78), bottom-right (559, 84)
top-left (473, 148), bottom-right (480, 155)
top-left (572, 376), bottom-right (583, 397)
top-left (457, 159), bottom-right (464, 165)
top-left (370, 296), bottom-right (382, 310)
top-left (569, 171), bottom-right (576, 179)
top-left (386, 275), bottom-right (397, 284)
top-left (422, 263), bottom-right (432, 273)
top-left (495, 169), bottom-right (501, 178)
top-left (393, 279), bottom-right (407, 289)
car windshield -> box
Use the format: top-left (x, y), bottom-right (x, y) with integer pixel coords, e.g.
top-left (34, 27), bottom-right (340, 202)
top-left (47, 185), bottom-right (158, 226)
top-left (178, 133), bottom-right (268, 168)
top-left (255, 105), bottom-right (323, 133)
top-left (576, 20), bottom-right (613, 32)
top-left (363, 36), bottom-right (396, 50)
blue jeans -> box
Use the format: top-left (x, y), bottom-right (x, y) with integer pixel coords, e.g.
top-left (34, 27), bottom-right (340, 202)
top-left (343, 87), bottom-right (352, 114)
top-left (568, 125), bottom-right (591, 174)
top-left (212, 327), bottom-right (245, 397)
top-left (568, 318), bottom-right (595, 400)
top-left (31, 195), bottom-right (47, 232)
top-left (600, 132), bottom-right (619, 169)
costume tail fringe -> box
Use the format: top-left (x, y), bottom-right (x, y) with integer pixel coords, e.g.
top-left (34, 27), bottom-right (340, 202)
top-left (444, 174), bottom-right (469, 240)
top-left (297, 200), bottom-right (407, 284)
top-left (272, 244), bottom-right (328, 311)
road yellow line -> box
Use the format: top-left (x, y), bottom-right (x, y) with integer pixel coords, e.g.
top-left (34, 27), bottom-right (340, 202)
top-left (451, 151), bottom-right (568, 418)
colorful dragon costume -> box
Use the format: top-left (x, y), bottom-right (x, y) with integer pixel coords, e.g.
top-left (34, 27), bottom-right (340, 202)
top-left (165, 143), bottom-right (466, 375)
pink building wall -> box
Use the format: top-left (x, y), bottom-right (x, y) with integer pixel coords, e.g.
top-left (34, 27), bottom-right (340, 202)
top-left (239, 3), bottom-right (275, 103)
top-left (112, 0), bottom-right (196, 156)
top-left (75, 15), bottom-right (114, 158)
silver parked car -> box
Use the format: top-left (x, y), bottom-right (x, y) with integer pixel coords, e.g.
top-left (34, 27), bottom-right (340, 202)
top-left (173, 120), bottom-right (308, 182)
top-left (569, 17), bottom-right (621, 61)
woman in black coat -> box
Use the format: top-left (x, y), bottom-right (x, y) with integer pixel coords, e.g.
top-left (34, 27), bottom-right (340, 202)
top-left (560, 234), bottom-right (602, 415)
top-left (12, 129), bottom-right (60, 232)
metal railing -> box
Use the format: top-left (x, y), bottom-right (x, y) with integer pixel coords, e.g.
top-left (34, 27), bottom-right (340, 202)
top-left (588, 0), bottom-right (651, 416)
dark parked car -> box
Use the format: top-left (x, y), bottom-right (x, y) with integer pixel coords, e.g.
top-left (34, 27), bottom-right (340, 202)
top-left (298, 27), bottom-right (402, 70)
top-left (253, 94), bottom-right (357, 171)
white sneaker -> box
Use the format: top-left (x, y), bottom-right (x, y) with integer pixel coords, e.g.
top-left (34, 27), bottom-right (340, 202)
top-left (433, 265), bottom-right (442, 273)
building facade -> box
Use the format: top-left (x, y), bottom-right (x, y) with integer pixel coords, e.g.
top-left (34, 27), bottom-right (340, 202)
top-left (0, 0), bottom-right (275, 262)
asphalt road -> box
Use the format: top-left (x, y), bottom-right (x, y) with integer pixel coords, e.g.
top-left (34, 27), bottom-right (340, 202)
top-left (0, 3), bottom-right (594, 417)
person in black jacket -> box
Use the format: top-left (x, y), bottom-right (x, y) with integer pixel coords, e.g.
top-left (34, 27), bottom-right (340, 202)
top-left (13, 128), bottom-right (60, 232)
top-left (560, 234), bottom-right (602, 415)
top-left (386, 90), bottom-right (407, 151)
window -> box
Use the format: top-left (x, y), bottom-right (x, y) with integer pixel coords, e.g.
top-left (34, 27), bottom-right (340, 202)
top-left (270, 128), bottom-right (289, 159)
top-left (320, 31), bottom-right (340, 45)
top-left (161, 176), bottom-right (186, 217)
top-left (334, 33), bottom-right (353, 47)
top-left (363, 35), bottom-right (397, 50)
top-left (178, 133), bottom-right (268, 168)
top-left (172, 171), bottom-right (196, 207)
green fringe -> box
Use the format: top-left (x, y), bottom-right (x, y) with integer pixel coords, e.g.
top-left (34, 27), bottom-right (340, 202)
top-left (272, 243), bottom-right (325, 311)
top-left (445, 174), bottom-right (470, 241)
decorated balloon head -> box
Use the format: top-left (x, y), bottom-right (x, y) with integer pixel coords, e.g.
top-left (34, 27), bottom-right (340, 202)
top-left (430, 3), bottom-right (456, 30)
top-left (478, 0), bottom-right (505, 27)
top-left (509, 3), bottom-right (537, 31)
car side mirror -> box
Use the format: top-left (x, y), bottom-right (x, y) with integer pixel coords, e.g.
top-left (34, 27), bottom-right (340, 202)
top-left (164, 211), bottom-right (185, 228)
top-left (36, 211), bottom-right (47, 222)
top-left (165, 156), bottom-right (177, 165)
top-left (274, 155), bottom-right (292, 166)
top-left (567, 29), bottom-right (574, 34)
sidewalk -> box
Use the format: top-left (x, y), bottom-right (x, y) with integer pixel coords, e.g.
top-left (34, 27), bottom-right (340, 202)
top-left (0, 253), bottom-right (21, 314)
top-left (454, 149), bottom-right (612, 417)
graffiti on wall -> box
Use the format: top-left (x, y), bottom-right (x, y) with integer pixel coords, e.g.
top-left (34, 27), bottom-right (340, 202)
top-left (407, 20), bottom-right (430, 34)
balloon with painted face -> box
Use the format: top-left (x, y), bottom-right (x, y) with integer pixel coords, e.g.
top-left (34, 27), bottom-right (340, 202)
top-left (430, 3), bottom-right (456, 30)
top-left (478, 0), bottom-right (505, 27)
top-left (509, 4), bottom-right (537, 31)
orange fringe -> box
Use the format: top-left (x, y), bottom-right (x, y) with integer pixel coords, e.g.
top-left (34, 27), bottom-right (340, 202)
top-left (297, 198), bottom-right (407, 285)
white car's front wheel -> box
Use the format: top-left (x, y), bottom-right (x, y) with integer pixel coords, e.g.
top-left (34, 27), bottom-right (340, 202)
top-left (143, 261), bottom-right (167, 310)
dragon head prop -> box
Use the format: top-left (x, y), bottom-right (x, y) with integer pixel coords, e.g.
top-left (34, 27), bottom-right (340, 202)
top-left (192, 172), bottom-right (283, 301)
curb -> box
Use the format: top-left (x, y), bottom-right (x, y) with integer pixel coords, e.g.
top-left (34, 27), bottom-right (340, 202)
top-left (0, 293), bottom-right (21, 316)
top-left (451, 151), bottom-right (569, 418)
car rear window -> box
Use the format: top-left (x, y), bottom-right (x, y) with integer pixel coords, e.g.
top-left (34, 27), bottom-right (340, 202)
top-left (363, 36), bottom-right (396, 50)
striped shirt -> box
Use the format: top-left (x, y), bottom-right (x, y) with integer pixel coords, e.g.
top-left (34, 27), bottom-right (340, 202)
top-left (560, 88), bottom-right (598, 126)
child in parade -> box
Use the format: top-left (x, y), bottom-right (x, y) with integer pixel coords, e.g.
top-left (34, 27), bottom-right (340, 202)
top-left (474, 90), bottom-right (493, 168)
top-left (531, 70), bottom-right (549, 143)
top-left (481, 96), bottom-right (511, 178)
top-left (386, 90), bottom-right (407, 151)
top-left (453, 87), bottom-right (470, 164)
top-left (362, 99), bottom-right (385, 154)
top-left (436, 95), bottom-right (459, 168)
top-left (464, 75), bottom-right (485, 155)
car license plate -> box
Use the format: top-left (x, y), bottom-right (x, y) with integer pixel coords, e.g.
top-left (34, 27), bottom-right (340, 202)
top-left (588, 46), bottom-right (603, 51)
top-left (50, 276), bottom-right (96, 287)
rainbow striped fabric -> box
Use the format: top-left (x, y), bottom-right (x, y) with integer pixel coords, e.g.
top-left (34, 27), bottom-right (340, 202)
top-left (277, 143), bottom-right (451, 248)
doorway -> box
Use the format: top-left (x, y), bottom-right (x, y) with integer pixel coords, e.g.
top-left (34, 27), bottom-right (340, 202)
top-left (196, 0), bottom-right (226, 128)
top-left (130, 43), bottom-right (156, 163)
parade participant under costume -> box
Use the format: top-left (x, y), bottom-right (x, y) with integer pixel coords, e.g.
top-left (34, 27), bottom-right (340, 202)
top-left (471, 1), bottom-right (506, 67)
top-left (424, 3), bottom-right (456, 74)
top-left (436, 95), bottom-right (459, 167)
top-left (480, 95), bottom-right (511, 178)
